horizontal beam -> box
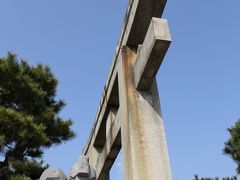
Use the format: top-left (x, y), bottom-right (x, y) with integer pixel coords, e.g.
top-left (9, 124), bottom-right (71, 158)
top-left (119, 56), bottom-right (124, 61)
top-left (134, 18), bottom-right (171, 91)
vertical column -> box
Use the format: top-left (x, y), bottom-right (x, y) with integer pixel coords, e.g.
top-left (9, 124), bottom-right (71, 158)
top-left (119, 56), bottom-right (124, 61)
top-left (119, 46), bottom-right (172, 180)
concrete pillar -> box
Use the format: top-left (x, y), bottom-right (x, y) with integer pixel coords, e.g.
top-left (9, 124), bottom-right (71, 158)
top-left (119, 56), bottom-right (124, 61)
top-left (119, 46), bottom-right (172, 180)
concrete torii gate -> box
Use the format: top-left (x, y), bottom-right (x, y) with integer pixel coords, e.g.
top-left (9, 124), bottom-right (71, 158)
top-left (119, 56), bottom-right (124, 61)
top-left (41, 0), bottom-right (172, 179)
top-left (79, 0), bottom-right (172, 179)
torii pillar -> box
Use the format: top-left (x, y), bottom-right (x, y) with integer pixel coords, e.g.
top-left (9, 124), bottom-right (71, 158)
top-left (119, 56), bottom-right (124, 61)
top-left (119, 18), bottom-right (171, 180)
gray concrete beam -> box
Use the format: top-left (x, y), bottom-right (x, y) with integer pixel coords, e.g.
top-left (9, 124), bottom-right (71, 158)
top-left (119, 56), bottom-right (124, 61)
top-left (134, 18), bottom-right (171, 91)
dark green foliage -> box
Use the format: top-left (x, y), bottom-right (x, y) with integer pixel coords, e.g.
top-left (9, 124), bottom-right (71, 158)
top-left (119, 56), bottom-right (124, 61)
top-left (193, 175), bottom-right (217, 180)
top-left (224, 119), bottom-right (240, 174)
top-left (193, 175), bottom-right (237, 180)
top-left (11, 159), bottom-right (48, 179)
top-left (0, 53), bottom-right (75, 179)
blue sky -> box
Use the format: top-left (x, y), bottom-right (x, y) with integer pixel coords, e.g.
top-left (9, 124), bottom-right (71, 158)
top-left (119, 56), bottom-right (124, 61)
top-left (0, 0), bottom-right (240, 179)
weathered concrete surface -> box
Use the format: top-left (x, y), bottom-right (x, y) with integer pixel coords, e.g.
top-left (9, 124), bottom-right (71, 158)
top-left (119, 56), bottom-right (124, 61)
top-left (119, 46), bottom-right (172, 180)
top-left (134, 18), bottom-right (171, 90)
top-left (118, 47), bottom-right (137, 180)
top-left (40, 168), bottom-right (67, 180)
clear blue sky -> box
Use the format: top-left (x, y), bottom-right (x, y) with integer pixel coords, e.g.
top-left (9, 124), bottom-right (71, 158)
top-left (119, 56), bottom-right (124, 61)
top-left (0, 0), bottom-right (240, 179)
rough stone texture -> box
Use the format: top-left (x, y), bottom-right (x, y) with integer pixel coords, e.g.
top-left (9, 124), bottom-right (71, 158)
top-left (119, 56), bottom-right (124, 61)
top-left (39, 168), bottom-right (67, 180)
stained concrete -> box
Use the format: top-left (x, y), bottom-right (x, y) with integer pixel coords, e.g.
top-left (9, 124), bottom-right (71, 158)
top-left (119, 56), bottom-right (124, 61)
top-left (119, 46), bottom-right (172, 180)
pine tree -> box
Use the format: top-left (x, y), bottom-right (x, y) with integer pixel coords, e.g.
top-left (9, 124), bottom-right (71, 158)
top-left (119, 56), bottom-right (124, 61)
top-left (224, 119), bottom-right (240, 174)
top-left (0, 53), bottom-right (75, 179)
top-left (193, 175), bottom-right (236, 180)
